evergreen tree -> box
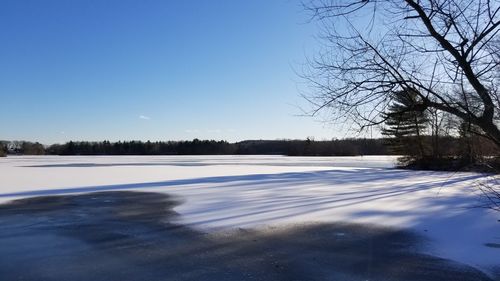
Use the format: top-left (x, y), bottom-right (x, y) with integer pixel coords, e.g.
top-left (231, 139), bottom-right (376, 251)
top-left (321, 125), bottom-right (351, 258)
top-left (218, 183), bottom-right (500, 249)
top-left (0, 142), bottom-right (7, 157)
top-left (382, 90), bottom-right (429, 161)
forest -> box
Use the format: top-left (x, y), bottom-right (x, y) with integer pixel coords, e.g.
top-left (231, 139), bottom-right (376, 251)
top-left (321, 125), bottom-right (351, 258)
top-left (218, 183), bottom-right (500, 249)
top-left (2, 135), bottom-right (497, 172)
top-left (1, 139), bottom-right (389, 157)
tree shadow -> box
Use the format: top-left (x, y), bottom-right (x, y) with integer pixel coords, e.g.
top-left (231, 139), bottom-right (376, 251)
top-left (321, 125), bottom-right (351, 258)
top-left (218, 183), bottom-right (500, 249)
top-left (0, 168), bottom-right (486, 199)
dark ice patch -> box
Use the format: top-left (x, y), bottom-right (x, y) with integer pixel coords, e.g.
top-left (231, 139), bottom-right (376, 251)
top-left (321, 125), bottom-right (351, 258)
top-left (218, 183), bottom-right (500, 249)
top-left (0, 191), bottom-right (496, 281)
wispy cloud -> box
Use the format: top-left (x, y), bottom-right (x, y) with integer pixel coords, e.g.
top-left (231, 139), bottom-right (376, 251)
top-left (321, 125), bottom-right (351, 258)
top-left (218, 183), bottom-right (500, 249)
top-left (185, 129), bottom-right (200, 133)
top-left (139, 115), bottom-right (151, 120)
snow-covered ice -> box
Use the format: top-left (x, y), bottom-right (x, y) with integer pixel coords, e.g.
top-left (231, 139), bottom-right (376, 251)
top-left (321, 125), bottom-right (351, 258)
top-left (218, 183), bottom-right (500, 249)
top-left (0, 155), bottom-right (498, 274)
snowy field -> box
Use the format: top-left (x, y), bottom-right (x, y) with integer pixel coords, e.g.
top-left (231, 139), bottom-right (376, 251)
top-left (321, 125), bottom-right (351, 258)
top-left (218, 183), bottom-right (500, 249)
top-left (0, 155), bottom-right (499, 275)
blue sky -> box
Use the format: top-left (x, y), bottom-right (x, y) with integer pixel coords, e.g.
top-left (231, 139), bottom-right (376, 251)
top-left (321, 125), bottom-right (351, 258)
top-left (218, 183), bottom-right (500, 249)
top-left (0, 0), bottom-right (346, 144)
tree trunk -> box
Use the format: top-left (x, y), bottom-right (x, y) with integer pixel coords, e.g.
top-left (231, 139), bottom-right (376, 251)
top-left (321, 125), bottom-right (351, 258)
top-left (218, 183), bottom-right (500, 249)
top-left (476, 119), bottom-right (500, 149)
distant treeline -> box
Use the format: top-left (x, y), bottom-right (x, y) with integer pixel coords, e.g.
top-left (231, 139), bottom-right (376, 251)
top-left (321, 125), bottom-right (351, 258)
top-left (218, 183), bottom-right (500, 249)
top-left (2, 137), bottom-right (497, 158)
top-left (1, 138), bottom-right (391, 156)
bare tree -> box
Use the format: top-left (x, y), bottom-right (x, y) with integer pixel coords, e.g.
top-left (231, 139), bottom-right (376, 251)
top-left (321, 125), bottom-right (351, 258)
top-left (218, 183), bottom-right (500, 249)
top-left (302, 0), bottom-right (500, 148)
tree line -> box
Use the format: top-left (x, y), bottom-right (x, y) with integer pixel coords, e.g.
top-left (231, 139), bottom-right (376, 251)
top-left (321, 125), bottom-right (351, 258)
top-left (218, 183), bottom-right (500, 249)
top-left (1, 137), bottom-right (496, 162)
top-left (0, 138), bottom-right (378, 156)
top-left (1, 139), bottom-right (390, 156)
top-left (1, 141), bottom-right (44, 156)
top-left (381, 90), bottom-right (499, 171)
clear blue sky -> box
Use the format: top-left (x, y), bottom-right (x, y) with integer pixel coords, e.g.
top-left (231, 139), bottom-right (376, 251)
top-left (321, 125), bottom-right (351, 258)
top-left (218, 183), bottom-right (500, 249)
top-left (0, 0), bottom-right (346, 144)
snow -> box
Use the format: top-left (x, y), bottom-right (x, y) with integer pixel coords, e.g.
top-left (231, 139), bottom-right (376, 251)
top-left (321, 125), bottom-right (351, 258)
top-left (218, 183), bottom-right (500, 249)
top-left (0, 155), bottom-right (499, 273)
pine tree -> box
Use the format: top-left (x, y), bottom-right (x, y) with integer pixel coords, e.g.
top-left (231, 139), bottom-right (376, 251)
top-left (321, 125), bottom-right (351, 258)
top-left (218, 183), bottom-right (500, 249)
top-left (382, 90), bottom-right (429, 161)
top-left (0, 142), bottom-right (7, 157)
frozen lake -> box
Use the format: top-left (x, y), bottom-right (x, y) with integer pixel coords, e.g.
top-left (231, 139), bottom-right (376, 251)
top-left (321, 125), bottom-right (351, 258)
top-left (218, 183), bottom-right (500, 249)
top-left (0, 155), bottom-right (499, 277)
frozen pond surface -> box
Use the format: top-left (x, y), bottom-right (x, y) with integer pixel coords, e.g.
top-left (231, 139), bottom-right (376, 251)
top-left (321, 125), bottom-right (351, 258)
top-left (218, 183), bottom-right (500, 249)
top-left (0, 155), bottom-right (499, 277)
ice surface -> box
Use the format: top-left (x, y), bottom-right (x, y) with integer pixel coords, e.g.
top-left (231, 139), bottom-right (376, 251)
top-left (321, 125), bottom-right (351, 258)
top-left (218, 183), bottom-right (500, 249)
top-left (0, 155), bottom-right (498, 273)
